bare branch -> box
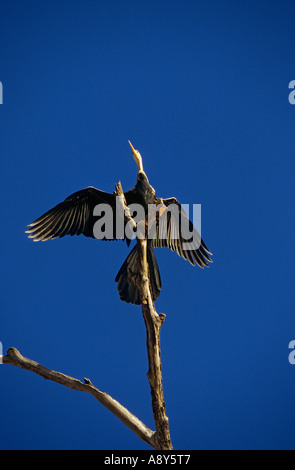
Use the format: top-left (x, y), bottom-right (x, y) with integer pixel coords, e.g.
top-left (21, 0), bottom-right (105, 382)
top-left (115, 180), bottom-right (173, 450)
top-left (2, 347), bottom-right (156, 448)
top-left (135, 237), bottom-right (173, 450)
top-left (115, 180), bottom-right (137, 231)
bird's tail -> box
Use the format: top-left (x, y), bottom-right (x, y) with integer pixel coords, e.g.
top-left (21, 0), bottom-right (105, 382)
top-left (115, 244), bottom-right (161, 305)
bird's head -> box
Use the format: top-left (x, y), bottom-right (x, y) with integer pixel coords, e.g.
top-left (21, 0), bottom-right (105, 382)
top-left (128, 140), bottom-right (143, 173)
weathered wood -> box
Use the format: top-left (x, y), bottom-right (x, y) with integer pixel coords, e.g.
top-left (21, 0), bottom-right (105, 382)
top-left (2, 347), bottom-right (156, 447)
top-left (116, 181), bottom-right (173, 449)
top-left (135, 237), bottom-right (173, 450)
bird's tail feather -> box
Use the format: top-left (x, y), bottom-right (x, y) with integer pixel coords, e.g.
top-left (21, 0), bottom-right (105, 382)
top-left (115, 244), bottom-right (161, 305)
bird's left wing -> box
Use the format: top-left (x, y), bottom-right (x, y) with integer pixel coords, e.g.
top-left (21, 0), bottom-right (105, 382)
top-left (150, 197), bottom-right (212, 268)
top-left (26, 187), bottom-right (120, 241)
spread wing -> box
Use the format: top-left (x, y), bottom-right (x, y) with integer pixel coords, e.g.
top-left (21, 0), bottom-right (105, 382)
top-left (150, 197), bottom-right (212, 268)
top-left (26, 187), bottom-right (121, 242)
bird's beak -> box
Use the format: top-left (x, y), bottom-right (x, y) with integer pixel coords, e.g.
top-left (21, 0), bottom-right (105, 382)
top-left (128, 140), bottom-right (143, 172)
top-left (128, 140), bottom-right (137, 157)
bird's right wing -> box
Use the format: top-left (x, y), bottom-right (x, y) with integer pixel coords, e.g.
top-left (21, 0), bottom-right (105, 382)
top-left (150, 197), bottom-right (212, 268)
top-left (26, 187), bottom-right (120, 242)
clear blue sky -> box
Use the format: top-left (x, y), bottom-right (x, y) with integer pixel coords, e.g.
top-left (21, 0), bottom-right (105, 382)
top-left (1, 0), bottom-right (294, 450)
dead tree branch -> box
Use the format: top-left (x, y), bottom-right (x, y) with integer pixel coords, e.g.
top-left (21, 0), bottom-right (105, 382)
top-left (116, 181), bottom-right (173, 450)
top-left (136, 237), bottom-right (172, 450)
top-left (2, 347), bottom-right (156, 448)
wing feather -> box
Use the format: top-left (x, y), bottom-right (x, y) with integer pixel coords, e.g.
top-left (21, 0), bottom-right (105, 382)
top-left (151, 197), bottom-right (212, 268)
top-left (26, 187), bottom-right (118, 242)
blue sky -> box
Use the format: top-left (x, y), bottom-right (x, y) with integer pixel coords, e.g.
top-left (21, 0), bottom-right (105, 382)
top-left (0, 0), bottom-right (294, 450)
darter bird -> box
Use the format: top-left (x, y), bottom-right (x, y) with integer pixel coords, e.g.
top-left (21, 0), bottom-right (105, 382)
top-left (26, 141), bottom-right (212, 304)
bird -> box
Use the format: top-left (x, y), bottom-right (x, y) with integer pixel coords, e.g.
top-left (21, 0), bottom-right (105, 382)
top-left (26, 141), bottom-right (212, 304)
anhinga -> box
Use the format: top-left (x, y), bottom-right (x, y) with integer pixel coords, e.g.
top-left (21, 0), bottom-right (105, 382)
top-left (26, 142), bottom-right (212, 304)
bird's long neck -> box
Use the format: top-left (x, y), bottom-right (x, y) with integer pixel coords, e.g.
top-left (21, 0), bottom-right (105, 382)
top-left (136, 155), bottom-right (144, 173)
